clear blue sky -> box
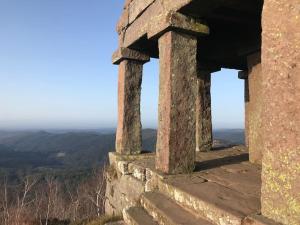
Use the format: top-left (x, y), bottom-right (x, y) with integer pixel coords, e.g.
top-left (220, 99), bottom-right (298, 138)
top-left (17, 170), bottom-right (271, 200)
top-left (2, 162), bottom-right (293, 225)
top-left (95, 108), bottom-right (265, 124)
top-left (0, 0), bottom-right (245, 130)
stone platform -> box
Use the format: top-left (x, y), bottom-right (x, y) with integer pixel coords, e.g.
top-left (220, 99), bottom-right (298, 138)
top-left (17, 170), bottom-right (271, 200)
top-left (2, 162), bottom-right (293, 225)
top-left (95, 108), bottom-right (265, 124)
top-left (105, 146), bottom-right (280, 225)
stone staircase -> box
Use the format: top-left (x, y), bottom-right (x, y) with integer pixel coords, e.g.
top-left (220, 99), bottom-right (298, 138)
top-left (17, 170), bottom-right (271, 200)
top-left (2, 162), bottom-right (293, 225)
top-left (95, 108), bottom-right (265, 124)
top-left (123, 191), bottom-right (213, 225)
top-left (123, 175), bottom-right (260, 225)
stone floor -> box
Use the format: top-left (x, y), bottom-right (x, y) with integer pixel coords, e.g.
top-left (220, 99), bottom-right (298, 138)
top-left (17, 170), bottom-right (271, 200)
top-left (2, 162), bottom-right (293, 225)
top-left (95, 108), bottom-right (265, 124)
top-left (109, 146), bottom-right (268, 224)
top-left (157, 146), bottom-right (262, 224)
top-left (132, 145), bottom-right (261, 195)
top-left (128, 145), bottom-right (261, 208)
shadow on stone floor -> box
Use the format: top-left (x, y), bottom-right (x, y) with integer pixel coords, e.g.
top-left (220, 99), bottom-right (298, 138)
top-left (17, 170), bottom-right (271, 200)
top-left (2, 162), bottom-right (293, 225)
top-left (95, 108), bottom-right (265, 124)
top-left (194, 153), bottom-right (249, 172)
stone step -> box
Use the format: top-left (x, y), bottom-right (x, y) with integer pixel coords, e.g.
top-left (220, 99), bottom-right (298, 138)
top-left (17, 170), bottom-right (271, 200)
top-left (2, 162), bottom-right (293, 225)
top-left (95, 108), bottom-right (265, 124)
top-left (105, 221), bottom-right (126, 225)
top-left (123, 206), bottom-right (158, 225)
top-left (141, 192), bottom-right (214, 225)
top-left (158, 177), bottom-right (261, 225)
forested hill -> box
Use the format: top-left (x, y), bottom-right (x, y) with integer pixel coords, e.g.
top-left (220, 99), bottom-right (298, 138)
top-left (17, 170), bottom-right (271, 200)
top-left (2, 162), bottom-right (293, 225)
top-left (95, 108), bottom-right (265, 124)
top-left (0, 129), bottom-right (156, 173)
top-left (0, 129), bottom-right (243, 178)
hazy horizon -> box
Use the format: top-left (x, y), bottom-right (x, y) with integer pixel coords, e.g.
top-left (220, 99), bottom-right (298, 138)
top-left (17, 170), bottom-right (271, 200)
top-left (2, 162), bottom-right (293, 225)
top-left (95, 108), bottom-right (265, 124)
top-left (0, 0), bottom-right (245, 131)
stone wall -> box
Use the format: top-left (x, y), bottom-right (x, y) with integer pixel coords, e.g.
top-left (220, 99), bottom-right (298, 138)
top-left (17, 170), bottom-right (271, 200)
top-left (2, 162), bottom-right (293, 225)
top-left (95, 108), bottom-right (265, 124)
top-left (105, 170), bottom-right (145, 215)
top-left (105, 153), bottom-right (159, 215)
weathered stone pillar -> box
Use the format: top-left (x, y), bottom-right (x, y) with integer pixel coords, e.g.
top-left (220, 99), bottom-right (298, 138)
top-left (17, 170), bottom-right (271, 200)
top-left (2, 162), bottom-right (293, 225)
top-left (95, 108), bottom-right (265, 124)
top-left (261, 0), bottom-right (300, 224)
top-left (112, 48), bottom-right (150, 155)
top-left (196, 71), bottom-right (212, 152)
top-left (156, 31), bottom-right (197, 174)
top-left (240, 52), bottom-right (263, 165)
top-left (239, 70), bottom-right (250, 148)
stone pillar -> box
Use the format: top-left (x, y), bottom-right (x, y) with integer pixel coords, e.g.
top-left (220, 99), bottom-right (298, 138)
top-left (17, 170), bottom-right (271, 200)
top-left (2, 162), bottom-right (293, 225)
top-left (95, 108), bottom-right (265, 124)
top-left (242, 52), bottom-right (263, 165)
top-left (156, 31), bottom-right (197, 174)
top-left (240, 71), bottom-right (250, 148)
top-left (112, 48), bottom-right (150, 155)
top-left (196, 70), bottom-right (212, 152)
top-left (261, 0), bottom-right (300, 224)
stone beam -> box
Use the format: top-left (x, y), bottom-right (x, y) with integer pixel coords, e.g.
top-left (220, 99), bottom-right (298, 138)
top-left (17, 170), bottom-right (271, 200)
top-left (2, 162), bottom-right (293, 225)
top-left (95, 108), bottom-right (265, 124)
top-left (115, 48), bottom-right (149, 155)
top-left (112, 47), bottom-right (150, 65)
top-left (119, 0), bottom-right (208, 48)
top-left (128, 0), bottom-right (155, 24)
top-left (117, 0), bottom-right (193, 36)
top-left (196, 71), bottom-right (212, 152)
top-left (156, 31), bottom-right (197, 174)
top-left (148, 11), bottom-right (210, 39)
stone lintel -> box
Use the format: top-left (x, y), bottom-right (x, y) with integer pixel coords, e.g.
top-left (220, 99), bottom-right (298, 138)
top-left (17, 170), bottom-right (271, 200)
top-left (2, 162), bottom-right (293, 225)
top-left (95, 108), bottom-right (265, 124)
top-left (238, 70), bottom-right (249, 80)
top-left (117, 0), bottom-right (193, 41)
top-left (148, 11), bottom-right (209, 40)
top-left (128, 0), bottom-right (155, 24)
top-left (117, 8), bottom-right (129, 34)
top-left (112, 47), bottom-right (150, 65)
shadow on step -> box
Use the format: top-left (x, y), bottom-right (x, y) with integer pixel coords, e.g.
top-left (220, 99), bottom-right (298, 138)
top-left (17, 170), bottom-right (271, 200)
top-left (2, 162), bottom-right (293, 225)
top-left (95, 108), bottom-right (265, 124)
top-left (194, 153), bottom-right (249, 172)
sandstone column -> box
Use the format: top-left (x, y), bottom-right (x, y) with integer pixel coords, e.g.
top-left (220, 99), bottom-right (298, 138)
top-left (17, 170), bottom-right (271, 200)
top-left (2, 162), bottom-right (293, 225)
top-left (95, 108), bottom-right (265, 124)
top-left (239, 70), bottom-right (250, 148)
top-left (156, 31), bottom-right (197, 174)
top-left (240, 52), bottom-right (263, 165)
top-left (112, 48), bottom-right (150, 155)
top-left (261, 0), bottom-right (300, 224)
top-left (196, 71), bottom-right (212, 152)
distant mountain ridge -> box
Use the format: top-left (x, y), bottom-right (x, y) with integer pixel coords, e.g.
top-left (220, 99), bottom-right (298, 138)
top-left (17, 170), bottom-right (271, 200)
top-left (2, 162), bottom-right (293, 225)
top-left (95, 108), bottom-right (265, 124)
top-left (0, 129), bottom-right (244, 174)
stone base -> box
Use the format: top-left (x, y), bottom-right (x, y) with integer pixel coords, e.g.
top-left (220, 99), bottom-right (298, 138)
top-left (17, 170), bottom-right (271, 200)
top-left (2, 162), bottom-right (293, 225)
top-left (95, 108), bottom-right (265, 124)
top-left (105, 148), bottom-right (286, 225)
top-left (105, 152), bottom-right (160, 215)
top-left (105, 147), bottom-right (277, 225)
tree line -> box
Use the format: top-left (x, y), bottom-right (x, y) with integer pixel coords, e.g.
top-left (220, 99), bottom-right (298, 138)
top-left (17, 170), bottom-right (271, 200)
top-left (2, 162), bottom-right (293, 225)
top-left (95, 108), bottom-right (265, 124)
top-left (0, 166), bottom-right (107, 225)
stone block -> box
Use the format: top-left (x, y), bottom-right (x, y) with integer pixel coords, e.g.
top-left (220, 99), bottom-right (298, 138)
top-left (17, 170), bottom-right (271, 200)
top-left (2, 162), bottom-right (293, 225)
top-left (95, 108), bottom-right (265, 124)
top-left (145, 169), bottom-right (162, 192)
top-left (115, 60), bottom-right (143, 155)
top-left (148, 11), bottom-right (209, 39)
top-left (122, 0), bottom-right (197, 47)
top-left (128, 0), bottom-right (155, 24)
top-left (105, 174), bottom-right (146, 215)
top-left (156, 31), bottom-right (197, 174)
top-left (261, 0), bottom-right (300, 224)
top-left (141, 192), bottom-right (213, 225)
top-left (196, 71), bottom-right (212, 152)
top-left (129, 164), bottom-right (146, 181)
top-left (116, 8), bottom-right (129, 34)
top-left (158, 178), bottom-right (260, 225)
top-left (123, 207), bottom-right (157, 225)
top-left (109, 152), bottom-right (118, 166)
top-left (245, 52), bottom-right (263, 165)
top-left (117, 161), bottom-right (131, 175)
top-left (112, 47), bottom-right (150, 65)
